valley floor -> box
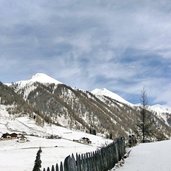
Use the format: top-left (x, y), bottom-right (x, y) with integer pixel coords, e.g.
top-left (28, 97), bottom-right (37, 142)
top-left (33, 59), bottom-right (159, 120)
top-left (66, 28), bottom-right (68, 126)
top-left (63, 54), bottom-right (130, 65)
top-left (115, 139), bottom-right (171, 171)
top-left (0, 116), bottom-right (112, 171)
top-left (0, 136), bottom-right (94, 171)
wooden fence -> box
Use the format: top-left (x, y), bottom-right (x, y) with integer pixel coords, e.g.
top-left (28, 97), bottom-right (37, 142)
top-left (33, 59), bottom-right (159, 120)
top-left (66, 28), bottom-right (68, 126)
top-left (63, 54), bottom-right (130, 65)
top-left (43, 137), bottom-right (125, 171)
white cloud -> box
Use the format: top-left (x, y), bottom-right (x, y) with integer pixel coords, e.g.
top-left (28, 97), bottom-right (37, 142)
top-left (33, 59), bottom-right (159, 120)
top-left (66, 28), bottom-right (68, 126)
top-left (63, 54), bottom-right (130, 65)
top-left (0, 0), bottom-right (171, 106)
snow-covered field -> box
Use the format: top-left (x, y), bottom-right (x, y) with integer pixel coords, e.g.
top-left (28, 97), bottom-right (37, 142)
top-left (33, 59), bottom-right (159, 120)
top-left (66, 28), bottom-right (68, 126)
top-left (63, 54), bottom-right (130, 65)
top-left (0, 135), bottom-right (103, 171)
top-left (115, 140), bottom-right (171, 171)
top-left (0, 105), bottom-right (112, 171)
top-left (0, 125), bottom-right (111, 171)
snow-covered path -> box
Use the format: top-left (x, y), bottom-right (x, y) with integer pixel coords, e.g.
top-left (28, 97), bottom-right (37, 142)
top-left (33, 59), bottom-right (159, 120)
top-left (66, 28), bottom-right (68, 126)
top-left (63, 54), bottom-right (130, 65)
top-left (116, 140), bottom-right (171, 171)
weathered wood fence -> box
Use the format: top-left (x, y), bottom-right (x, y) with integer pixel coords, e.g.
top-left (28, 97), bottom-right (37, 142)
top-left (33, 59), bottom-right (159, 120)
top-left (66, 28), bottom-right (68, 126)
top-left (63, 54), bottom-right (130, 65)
top-left (43, 137), bottom-right (125, 171)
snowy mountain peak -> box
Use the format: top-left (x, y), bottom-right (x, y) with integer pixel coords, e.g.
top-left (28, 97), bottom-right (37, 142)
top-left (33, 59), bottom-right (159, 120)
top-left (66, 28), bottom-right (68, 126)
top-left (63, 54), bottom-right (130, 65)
top-left (91, 88), bottom-right (132, 105)
top-left (30, 73), bottom-right (62, 85)
top-left (16, 73), bottom-right (62, 88)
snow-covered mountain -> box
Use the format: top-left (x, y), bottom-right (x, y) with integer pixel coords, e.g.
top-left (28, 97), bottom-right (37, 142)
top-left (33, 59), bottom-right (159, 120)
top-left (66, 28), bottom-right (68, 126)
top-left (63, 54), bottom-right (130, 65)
top-left (92, 88), bottom-right (171, 126)
top-left (92, 88), bottom-right (133, 106)
top-left (149, 104), bottom-right (171, 114)
top-left (148, 104), bottom-right (171, 126)
top-left (15, 73), bottom-right (62, 88)
top-left (10, 73), bottom-right (63, 100)
top-left (1, 73), bottom-right (171, 140)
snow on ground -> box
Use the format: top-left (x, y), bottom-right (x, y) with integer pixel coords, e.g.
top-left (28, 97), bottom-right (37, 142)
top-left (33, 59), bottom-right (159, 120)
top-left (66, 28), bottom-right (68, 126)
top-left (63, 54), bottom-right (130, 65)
top-left (0, 106), bottom-right (112, 171)
top-left (0, 136), bottom-right (99, 171)
top-left (2, 103), bottom-right (171, 171)
top-left (115, 140), bottom-right (171, 171)
top-left (0, 121), bottom-right (111, 171)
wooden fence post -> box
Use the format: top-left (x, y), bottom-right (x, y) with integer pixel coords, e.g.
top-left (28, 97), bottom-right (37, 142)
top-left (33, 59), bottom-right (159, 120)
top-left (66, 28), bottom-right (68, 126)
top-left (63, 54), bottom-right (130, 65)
top-left (76, 153), bottom-right (81, 171)
top-left (56, 163), bottom-right (59, 171)
top-left (51, 165), bottom-right (55, 171)
top-left (64, 155), bottom-right (76, 171)
top-left (60, 162), bottom-right (63, 171)
top-left (82, 154), bottom-right (86, 171)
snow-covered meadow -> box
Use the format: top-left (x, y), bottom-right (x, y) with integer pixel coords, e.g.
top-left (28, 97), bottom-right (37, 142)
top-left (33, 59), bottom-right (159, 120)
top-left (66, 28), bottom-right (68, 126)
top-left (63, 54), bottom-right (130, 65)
top-left (0, 135), bottom-right (103, 171)
top-left (0, 105), bottom-right (112, 171)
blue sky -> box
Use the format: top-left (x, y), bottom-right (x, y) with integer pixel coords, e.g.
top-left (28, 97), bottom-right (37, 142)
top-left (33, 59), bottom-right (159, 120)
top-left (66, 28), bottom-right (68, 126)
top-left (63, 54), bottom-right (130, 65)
top-left (0, 0), bottom-right (171, 106)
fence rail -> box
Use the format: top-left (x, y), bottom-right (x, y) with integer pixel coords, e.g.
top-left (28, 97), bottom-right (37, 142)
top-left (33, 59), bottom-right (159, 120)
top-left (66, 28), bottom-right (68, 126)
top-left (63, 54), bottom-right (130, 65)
top-left (43, 137), bottom-right (125, 171)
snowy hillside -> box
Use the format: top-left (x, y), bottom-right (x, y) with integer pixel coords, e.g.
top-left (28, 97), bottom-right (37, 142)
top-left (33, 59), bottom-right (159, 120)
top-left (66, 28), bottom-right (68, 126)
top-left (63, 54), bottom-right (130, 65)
top-left (92, 88), bottom-right (171, 127)
top-left (0, 104), bottom-right (112, 171)
top-left (0, 129), bottom-right (111, 171)
top-left (148, 104), bottom-right (171, 126)
top-left (149, 104), bottom-right (171, 114)
top-left (2, 73), bottom-right (170, 140)
top-left (10, 73), bottom-right (63, 100)
top-left (92, 88), bottom-right (133, 106)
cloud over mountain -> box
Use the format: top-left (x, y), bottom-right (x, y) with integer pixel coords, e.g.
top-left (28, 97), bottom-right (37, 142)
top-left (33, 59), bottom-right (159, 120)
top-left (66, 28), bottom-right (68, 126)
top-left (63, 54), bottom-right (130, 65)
top-left (0, 0), bottom-right (171, 106)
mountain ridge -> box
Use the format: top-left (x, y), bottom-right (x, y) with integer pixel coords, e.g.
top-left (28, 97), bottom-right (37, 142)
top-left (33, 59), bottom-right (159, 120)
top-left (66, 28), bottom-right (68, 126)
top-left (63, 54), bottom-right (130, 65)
top-left (1, 73), bottom-right (171, 140)
top-left (6, 73), bottom-right (171, 109)
top-left (92, 88), bottom-right (133, 106)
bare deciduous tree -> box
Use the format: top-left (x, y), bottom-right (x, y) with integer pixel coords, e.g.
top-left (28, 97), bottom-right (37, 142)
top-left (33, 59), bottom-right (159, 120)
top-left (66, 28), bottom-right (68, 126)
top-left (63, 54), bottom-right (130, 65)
top-left (138, 88), bottom-right (155, 143)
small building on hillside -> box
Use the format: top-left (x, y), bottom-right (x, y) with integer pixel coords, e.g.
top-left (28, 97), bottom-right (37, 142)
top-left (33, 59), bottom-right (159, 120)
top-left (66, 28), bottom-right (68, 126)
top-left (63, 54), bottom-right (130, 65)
top-left (1, 133), bottom-right (12, 139)
top-left (0, 133), bottom-right (28, 142)
top-left (79, 137), bottom-right (91, 144)
top-left (10, 133), bottom-right (18, 138)
top-left (1, 132), bottom-right (18, 140)
top-left (17, 134), bottom-right (28, 143)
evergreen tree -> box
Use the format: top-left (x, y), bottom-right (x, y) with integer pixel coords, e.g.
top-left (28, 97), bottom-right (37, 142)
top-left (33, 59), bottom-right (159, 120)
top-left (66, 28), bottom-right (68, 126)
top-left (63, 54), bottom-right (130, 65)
top-left (32, 147), bottom-right (42, 171)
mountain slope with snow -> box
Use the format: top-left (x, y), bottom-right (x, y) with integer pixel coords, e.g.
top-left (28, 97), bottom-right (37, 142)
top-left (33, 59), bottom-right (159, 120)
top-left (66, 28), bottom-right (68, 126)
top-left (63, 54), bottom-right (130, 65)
top-left (2, 73), bottom-right (171, 140)
top-left (92, 88), bottom-right (133, 106)
top-left (149, 104), bottom-right (171, 114)
top-left (92, 88), bottom-right (171, 127)
top-left (11, 73), bottom-right (63, 100)
top-left (0, 104), bottom-right (112, 171)
top-left (148, 104), bottom-right (171, 126)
